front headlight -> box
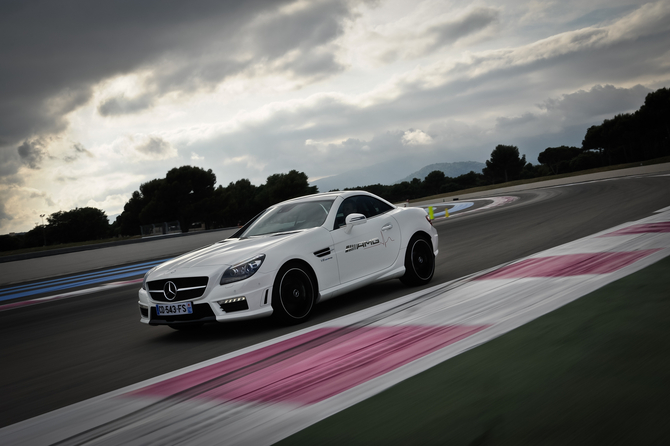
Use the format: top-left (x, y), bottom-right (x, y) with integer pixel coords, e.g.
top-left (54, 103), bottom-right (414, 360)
top-left (220, 254), bottom-right (266, 285)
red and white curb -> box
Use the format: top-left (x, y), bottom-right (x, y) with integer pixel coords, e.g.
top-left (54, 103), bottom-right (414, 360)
top-left (2, 207), bottom-right (670, 445)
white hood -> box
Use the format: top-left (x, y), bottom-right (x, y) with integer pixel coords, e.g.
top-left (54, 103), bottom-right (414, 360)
top-left (151, 231), bottom-right (304, 277)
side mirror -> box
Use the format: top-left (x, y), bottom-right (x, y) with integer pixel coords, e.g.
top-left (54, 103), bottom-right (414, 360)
top-left (344, 213), bottom-right (366, 234)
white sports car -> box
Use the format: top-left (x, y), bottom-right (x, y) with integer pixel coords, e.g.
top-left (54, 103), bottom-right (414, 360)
top-left (138, 190), bottom-right (438, 328)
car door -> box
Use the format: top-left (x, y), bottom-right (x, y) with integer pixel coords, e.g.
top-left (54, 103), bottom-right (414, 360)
top-left (331, 195), bottom-right (401, 284)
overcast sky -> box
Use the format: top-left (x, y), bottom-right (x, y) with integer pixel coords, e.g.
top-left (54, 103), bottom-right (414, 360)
top-left (1, 0), bottom-right (669, 234)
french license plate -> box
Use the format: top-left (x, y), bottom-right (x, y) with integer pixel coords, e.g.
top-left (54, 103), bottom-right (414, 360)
top-left (156, 302), bottom-right (193, 315)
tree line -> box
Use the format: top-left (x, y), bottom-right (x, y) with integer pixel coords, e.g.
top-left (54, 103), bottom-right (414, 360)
top-left (1, 88), bottom-right (667, 252)
top-left (0, 169), bottom-right (316, 252)
top-left (114, 167), bottom-right (316, 236)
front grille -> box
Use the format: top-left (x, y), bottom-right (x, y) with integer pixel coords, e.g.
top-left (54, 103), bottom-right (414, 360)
top-left (148, 277), bottom-right (209, 302)
top-left (149, 303), bottom-right (216, 325)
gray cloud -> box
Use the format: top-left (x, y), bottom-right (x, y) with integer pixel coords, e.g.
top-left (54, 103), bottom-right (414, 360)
top-left (55, 176), bottom-right (79, 183)
top-left (0, 0), bottom-right (354, 169)
top-left (281, 50), bottom-right (345, 78)
top-left (496, 113), bottom-right (538, 130)
top-left (427, 7), bottom-right (499, 50)
top-left (152, 58), bottom-right (253, 95)
top-left (17, 139), bottom-right (46, 169)
top-left (0, 147), bottom-right (22, 179)
top-left (565, 5), bottom-right (638, 29)
top-left (0, 199), bottom-right (11, 226)
top-left (135, 137), bottom-right (172, 156)
top-left (63, 143), bottom-right (94, 162)
top-left (539, 84), bottom-right (651, 122)
top-left (252, 0), bottom-right (350, 58)
top-left (98, 94), bottom-right (155, 116)
top-left (28, 190), bottom-right (56, 207)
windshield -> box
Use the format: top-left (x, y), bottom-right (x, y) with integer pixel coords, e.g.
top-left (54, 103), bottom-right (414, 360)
top-left (241, 199), bottom-right (334, 237)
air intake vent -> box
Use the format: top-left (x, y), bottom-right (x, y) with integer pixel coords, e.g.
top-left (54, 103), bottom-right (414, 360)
top-left (314, 247), bottom-right (332, 258)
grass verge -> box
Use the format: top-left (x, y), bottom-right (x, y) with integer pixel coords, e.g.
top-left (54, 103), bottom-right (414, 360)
top-left (279, 256), bottom-right (670, 445)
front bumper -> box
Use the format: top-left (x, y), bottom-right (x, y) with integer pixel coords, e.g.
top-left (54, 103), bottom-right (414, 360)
top-left (138, 270), bottom-right (275, 325)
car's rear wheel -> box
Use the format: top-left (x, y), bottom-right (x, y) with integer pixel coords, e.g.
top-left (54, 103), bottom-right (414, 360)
top-left (400, 234), bottom-right (435, 286)
top-left (272, 262), bottom-right (316, 324)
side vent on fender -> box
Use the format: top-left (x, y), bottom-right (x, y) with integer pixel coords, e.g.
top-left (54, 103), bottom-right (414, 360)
top-left (314, 247), bottom-right (332, 258)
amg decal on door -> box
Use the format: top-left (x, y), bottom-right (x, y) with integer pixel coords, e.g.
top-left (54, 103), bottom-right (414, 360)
top-left (346, 238), bottom-right (380, 253)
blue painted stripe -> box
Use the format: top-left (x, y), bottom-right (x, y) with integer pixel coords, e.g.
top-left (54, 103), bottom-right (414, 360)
top-left (0, 267), bottom-right (146, 297)
top-left (448, 202), bottom-right (475, 213)
top-left (0, 258), bottom-right (171, 296)
top-left (0, 258), bottom-right (173, 302)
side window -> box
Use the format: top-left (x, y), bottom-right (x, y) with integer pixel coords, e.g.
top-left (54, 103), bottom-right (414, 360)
top-left (334, 197), bottom-right (359, 229)
top-left (358, 196), bottom-right (392, 218)
top-left (333, 196), bottom-right (393, 229)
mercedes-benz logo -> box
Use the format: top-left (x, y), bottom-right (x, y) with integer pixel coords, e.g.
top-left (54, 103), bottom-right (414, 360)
top-left (163, 281), bottom-right (178, 301)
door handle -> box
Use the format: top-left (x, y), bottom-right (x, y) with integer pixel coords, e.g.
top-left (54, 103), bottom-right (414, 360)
top-left (381, 223), bottom-right (393, 231)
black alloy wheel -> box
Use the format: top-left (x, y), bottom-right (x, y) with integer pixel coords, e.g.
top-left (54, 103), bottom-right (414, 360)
top-left (400, 234), bottom-right (435, 286)
top-left (272, 263), bottom-right (316, 324)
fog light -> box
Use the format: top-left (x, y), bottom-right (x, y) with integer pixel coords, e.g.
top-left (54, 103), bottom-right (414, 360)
top-left (219, 296), bottom-right (249, 313)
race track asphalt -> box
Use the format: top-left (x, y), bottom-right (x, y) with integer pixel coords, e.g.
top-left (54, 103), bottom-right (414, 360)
top-left (1, 168), bottom-right (669, 429)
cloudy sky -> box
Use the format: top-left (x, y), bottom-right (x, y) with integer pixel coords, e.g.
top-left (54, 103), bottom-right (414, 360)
top-left (1, 0), bottom-right (669, 234)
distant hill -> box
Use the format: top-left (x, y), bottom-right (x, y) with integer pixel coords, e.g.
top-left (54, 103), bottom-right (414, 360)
top-left (310, 159), bottom-right (485, 192)
top-left (310, 156), bottom-right (427, 192)
top-left (395, 161), bottom-right (485, 183)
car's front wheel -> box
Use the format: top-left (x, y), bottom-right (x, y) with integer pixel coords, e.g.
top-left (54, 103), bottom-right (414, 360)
top-left (272, 262), bottom-right (316, 324)
top-left (400, 234), bottom-right (435, 286)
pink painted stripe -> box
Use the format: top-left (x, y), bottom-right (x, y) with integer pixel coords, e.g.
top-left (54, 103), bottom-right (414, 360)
top-left (600, 222), bottom-right (670, 236)
top-left (476, 250), bottom-right (661, 279)
top-left (131, 325), bottom-right (488, 405)
top-left (0, 300), bottom-right (37, 311)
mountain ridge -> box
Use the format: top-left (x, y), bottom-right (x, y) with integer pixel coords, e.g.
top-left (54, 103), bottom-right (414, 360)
top-left (395, 161), bottom-right (485, 183)
top-left (310, 159), bottom-right (485, 192)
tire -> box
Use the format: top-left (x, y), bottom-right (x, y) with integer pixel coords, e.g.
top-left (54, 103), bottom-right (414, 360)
top-left (400, 234), bottom-right (435, 286)
top-left (272, 262), bottom-right (316, 324)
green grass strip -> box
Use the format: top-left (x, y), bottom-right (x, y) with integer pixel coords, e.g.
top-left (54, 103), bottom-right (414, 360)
top-left (279, 256), bottom-right (670, 445)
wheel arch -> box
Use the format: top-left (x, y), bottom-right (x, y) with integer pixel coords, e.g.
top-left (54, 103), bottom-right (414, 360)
top-left (406, 230), bottom-right (434, 249)
top-left (276, 258), bottom-right (320, 298)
